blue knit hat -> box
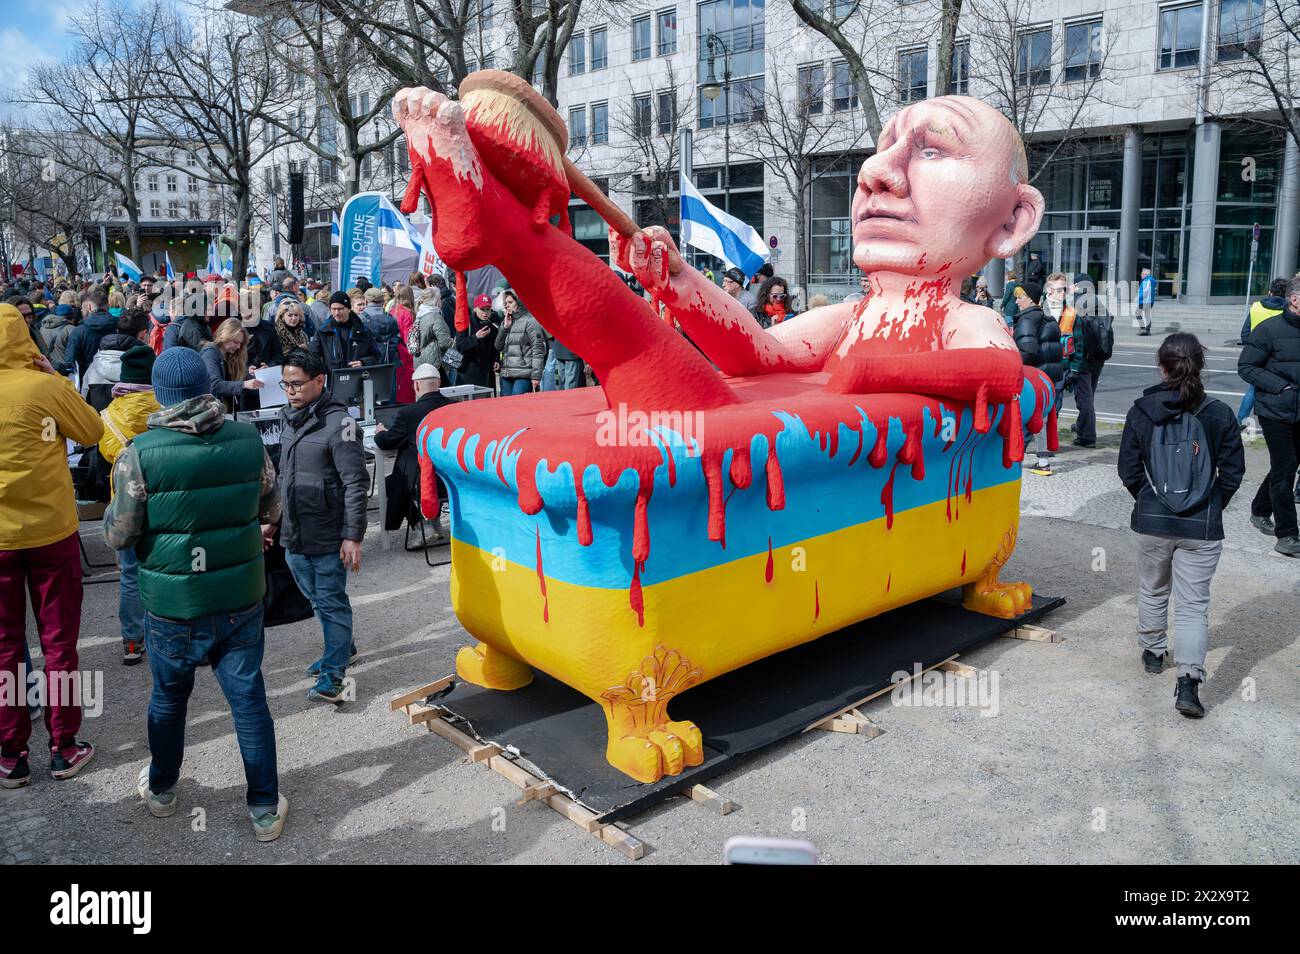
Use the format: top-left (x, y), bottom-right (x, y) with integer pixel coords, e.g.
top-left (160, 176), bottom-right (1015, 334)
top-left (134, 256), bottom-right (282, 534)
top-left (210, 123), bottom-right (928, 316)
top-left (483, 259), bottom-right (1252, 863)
top-left (152, 347), bottom-right (211, 407)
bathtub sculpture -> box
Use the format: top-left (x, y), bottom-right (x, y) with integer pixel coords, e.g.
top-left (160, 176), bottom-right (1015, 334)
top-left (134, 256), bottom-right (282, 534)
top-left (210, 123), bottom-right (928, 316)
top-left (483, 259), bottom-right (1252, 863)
top-left (395, 73), bottom-right (1055, 784)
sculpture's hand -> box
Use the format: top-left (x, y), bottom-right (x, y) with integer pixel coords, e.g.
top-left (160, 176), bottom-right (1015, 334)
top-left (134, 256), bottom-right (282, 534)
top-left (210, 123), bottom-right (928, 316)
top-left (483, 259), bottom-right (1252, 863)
top-left (627, 227), bottom-right (688, 308)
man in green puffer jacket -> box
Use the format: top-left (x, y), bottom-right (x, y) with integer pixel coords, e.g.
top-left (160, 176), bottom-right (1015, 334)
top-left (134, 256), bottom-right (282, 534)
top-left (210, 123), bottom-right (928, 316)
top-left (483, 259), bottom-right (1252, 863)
top-left (103, 347), bottom-right (289, 842)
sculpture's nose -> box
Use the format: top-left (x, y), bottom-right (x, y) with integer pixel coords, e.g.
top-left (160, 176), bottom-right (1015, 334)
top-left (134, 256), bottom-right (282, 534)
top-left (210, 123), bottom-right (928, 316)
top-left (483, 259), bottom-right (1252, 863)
top-left (857, 140), bottom-right (909, 199)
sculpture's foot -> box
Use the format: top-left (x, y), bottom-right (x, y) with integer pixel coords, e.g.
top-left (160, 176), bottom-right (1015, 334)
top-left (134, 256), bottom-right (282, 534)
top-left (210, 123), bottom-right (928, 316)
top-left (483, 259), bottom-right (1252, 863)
top-left (456, 641), bottom-right (533, 690)
top-left (962, 579), bottom-right (1033, 619)
top-left (605, 715), bottom-right (704, 784)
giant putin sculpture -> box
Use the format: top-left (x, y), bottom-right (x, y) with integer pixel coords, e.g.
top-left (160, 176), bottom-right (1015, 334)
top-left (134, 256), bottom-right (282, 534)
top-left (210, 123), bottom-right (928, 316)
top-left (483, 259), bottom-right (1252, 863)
top-left (393, 72), bottom-right (1055, 783)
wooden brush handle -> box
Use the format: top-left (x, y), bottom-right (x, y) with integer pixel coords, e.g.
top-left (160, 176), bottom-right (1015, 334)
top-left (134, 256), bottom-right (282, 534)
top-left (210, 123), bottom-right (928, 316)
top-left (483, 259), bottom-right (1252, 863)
top-left (563, 157), bottom-right (638, 238)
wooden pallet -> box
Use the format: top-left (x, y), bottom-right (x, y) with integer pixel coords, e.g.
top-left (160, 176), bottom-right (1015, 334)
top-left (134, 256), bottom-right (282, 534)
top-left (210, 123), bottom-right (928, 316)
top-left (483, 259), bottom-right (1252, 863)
top-left (1003, 623), bottom-right (1062, 643)
top-left (391, 677), bottom-right (734, 859)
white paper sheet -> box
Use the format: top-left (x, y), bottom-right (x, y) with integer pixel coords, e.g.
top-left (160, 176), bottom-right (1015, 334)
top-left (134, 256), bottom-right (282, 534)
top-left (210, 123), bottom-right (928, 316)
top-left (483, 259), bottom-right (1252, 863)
top-left (254, 365), bottom-right (288, 408)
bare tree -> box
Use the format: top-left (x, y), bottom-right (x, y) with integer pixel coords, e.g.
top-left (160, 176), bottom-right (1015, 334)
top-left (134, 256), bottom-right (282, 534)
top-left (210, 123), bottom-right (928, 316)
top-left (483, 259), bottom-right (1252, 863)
top-left (964, 0), bottom-right (1120, 180)
top-left (786, 0), bottom-right (891, 141)
top-left (935, 0), bottom-right (964, 96)
top-left (146, 7), bottom-right (302, 279)
top-left (608, 69), bottom-right (694, 231)
top-left (1205, 0), bottom-right (1300, 150)
top-left (0, 135), bottom-right (107, 276)
top-left (8, 0), bottom-right (170, 265)
top-left (732, 60), bottom-right (866, 291)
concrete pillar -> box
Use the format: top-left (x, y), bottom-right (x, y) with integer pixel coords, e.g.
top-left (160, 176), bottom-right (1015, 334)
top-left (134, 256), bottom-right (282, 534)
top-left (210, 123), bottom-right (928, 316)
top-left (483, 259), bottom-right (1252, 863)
top-left (1185, 121), bottom-right (1221, 304)
top-left (1117, 126), bottom-right (1142, 288)
top-left (985, 256), bottom-right (1005, 294)
top-left (1273, 134), bottom-right (1300, 281)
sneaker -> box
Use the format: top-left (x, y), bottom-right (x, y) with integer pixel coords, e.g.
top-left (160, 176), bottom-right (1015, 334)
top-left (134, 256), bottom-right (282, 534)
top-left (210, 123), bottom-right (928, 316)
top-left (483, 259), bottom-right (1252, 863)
top-left (1142, 650), bottom-right (1166, 674)
top-left (1175, 675), bottom-right (1205, 718)
top-left (1275, 536), bottom-right (1300, 558)
top-left (250, 793), bottom-right (289, 843)
top-left (1, 750), bottom-right (31, 789)
top-left (49, 740), bottom-right (94, 780)
top-left (1028, 463), bottom-right (1053, 477)
top-left (136, 764), bottom-right (177, 817)
top-left (123, 640), bottom-right (144, 666)
top-left (307, 645), bottom-right (358, 676)
top-left (307, 674), bottom-right (346, 703)
top-left (1250, 514), bottom-right (1275, 536)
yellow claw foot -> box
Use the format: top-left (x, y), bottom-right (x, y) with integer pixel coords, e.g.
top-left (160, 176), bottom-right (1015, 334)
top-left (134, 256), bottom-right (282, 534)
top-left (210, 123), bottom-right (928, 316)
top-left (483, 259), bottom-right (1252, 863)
top-left (962, 579), bottom-right (1033, 619)
top-left (456, 641), bottom-right (533, 690)
top-left (601, 647), bottom-right (706, 783)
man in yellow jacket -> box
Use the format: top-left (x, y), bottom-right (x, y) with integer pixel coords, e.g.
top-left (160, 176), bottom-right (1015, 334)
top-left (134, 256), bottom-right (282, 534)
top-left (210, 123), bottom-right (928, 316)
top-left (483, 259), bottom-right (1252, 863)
top-left (0, 303), bottom-right (104, 788)
top-left (98, 345), bottom-right (160, 666)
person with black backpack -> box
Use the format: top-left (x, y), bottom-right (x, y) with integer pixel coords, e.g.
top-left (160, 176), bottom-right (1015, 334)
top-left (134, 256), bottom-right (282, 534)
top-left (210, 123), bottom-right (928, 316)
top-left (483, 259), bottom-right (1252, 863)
top-left (1118, 333), bottom-right (1245, 719)
top-left (1067, 274), bottom-right (1114, 448)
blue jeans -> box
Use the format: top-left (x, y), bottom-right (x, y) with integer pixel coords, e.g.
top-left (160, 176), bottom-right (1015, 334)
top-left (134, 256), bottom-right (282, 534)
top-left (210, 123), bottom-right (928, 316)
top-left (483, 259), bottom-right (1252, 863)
top-left (557, 359), bottom-right (584, 390)
top-left (144, 603), bottom-right (278, 809)
top-left (502, 377), bottom-right (533, 396)
top-left (541, 347), bottom-right (558, 391)
top-left (285, 550), bottom-right (354, 680)
top-left (118, 547), bottom-right (143, 645)
top-left (1237, 385), bottom-right (1256, 424)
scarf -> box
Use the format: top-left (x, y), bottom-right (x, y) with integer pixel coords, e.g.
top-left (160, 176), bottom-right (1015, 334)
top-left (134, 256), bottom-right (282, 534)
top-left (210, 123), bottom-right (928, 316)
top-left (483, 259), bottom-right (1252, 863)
top-left (282, 391), bottom-right (327, 431)
top-left (763, 301), bottom-right (788, 325)
top-left (276, 315), bottom-right (308, 356)
top-left (111, 382), bottom-right (154, 398)
top-left (147, 395), bottom-right (226, 435)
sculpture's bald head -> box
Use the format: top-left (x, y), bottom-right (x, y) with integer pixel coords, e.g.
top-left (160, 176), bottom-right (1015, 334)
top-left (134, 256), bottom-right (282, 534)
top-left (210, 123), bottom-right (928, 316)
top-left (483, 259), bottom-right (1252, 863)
top-left (851, 96), bottom-right (1043, 277)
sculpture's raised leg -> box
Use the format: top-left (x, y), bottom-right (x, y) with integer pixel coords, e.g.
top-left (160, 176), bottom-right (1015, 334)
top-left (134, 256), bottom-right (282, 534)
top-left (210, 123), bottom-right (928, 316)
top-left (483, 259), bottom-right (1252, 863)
top-left (962, 524), bottom-right (1034, 619)
top-left (456, 641), bottom-right (533, 690)
top-left (599, 647), bottom-right (705, 784)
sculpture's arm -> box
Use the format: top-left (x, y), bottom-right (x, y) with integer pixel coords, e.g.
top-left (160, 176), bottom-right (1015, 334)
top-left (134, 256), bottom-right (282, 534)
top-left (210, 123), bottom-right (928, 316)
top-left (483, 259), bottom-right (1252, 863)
top-left (614, 227), bottom-right (833, 376)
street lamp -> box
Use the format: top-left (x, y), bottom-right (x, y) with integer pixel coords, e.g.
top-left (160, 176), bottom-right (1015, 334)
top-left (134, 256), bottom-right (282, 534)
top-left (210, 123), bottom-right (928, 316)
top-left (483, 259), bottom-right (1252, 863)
top-left (701, 31), bottom-right (732, 215)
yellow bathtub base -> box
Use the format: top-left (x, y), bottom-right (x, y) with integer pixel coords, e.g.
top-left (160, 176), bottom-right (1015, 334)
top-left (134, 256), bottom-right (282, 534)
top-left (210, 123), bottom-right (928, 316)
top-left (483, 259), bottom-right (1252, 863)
top-left (449, 479), bottom-right (1028, 782)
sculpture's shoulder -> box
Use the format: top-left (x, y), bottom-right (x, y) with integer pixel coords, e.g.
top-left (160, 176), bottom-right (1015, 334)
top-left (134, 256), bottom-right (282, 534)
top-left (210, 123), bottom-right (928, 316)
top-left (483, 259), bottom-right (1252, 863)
top-left (942, 299), bottom-right (1017, 351)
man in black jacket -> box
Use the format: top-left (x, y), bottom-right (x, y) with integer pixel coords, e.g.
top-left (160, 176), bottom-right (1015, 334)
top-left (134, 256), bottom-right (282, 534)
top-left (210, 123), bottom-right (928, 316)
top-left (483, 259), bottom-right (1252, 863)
top-left (1238, 276), bottom-right (1300, 557)
top-left (277, 349), bottom-right (371, 701)
top-left (1012, 281), bottom-right (1063, 476)
top-left (374, 363), bottom-right (451, 538)
top-left (311, 291), bottom-right (377, 374)
top-left (60, 284), bottom-right (116, 379)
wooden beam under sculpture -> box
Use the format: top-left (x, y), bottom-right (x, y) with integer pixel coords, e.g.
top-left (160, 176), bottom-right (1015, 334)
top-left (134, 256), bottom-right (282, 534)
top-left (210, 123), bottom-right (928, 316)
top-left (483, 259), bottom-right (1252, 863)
top-left (395, 72), bottom-right (1056, 784)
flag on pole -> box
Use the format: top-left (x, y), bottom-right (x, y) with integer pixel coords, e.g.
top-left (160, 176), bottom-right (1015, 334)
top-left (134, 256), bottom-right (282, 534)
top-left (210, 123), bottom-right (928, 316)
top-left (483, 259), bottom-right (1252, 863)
top-left (330, 212), bottom-right (341, 246)
top-left (205, 239), bottom-right (221, 276)
top-left (679, 175), bottom-right (769, 279)
top-left (114, 251), bottom-right (143, 282)
top-left (164, 250), bottom-right (176, 281)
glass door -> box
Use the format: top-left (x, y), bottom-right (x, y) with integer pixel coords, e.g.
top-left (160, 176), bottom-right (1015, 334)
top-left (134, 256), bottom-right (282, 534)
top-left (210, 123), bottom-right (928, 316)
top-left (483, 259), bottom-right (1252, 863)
top-left (1054, 231), bottom-right (1116, 287)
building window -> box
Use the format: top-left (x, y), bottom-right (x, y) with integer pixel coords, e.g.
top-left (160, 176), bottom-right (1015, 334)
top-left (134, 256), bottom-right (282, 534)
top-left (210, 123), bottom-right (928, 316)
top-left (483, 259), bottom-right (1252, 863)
top-left (633, 16), bottom-right (652, 61)
top-left (698, 0), bottom-right (766, 129)
top-left (1217, 0), bottom-right (1263, 61)
top-left (633, 94), bottom-right (653, 138)
top-left (569, 107), bottom-right (587, 147)
top-left (186, 177), bottom-right (197, 193)
top-left (318, 157), bottom-right (336, 182)
top-left (166, 174), bottom-right (178, 193)
top-left (657, 8), bottom-right (677, 55)
top-left (798, 63), bottom-right (825, 116)
top-left (657, 90), bottom-right (677, 134)
top-left (808, 157), bottom-right (861, 280)
top-left (591, 102), bottom-right (609, 144)
top-left (1158, 3), bottom-right (1202, 70)
top-left (189, 202), bottom-right (200, 219)
top-left (948, 40), bottom-right (969, 94)
top-left (532, 51), bottom-right (547, 85)
top-left (591, 26), bottom-right (608, 69)
top-left (569, 32), bottom-right (586, 75)
top-left (362, 153), bottom-right (372, 179)
top-left (167, 200), bottom-right (180, 219)
top-left (833, 60), bottom-right (860, 111)
top-left (1016, 27), bottom-right (1052, 87)
top-left (147, 174), bottom-right (159, 192)
top-left (187, 152), bottom-right (197, 167)
top-left (1064, 19), bottom-right (1103, 81)
top-left (897, 48), bottom-right (927, 103)
top-left (149, 200), bottom-right (160, 219)
top-left (397, 136), bottom-right (409, 174)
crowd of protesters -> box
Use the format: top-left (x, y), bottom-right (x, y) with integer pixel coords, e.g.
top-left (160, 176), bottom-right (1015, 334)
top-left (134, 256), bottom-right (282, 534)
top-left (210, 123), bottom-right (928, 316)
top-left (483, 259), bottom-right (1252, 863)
top-left (0, 249), bottom-right (1293, 843)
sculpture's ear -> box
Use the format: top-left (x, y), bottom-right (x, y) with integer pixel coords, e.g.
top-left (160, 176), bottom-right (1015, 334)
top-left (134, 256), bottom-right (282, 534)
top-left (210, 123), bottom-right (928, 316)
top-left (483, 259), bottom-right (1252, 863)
top-left (987, 183), bottom-right (1044, 261)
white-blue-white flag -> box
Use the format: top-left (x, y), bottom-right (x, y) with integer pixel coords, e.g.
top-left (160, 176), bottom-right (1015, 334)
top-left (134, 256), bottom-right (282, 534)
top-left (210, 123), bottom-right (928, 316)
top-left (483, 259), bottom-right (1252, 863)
top-left (330, 212), bottom-right (340, 246)
top-left (114, 251), bottom-right (143, 282)
top-left (679, 175), bottom-right (769, 279)
top-left (164, 250), bottom-right (176, 281)
top-left (205, 239), bottom-right (221, 276)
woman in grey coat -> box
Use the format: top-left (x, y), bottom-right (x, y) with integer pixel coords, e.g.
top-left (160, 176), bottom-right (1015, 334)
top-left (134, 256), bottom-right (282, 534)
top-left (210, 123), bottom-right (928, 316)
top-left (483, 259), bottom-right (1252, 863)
top-left (494, 290), bottom-right (546, 396)
top-left (414, 287), bottom-right (453, 373)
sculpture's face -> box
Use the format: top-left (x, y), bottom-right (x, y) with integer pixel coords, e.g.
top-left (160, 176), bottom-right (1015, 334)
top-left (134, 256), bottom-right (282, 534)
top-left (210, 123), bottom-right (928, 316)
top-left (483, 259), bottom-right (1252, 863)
top-left (852, 97), bottom-right (1040, 278)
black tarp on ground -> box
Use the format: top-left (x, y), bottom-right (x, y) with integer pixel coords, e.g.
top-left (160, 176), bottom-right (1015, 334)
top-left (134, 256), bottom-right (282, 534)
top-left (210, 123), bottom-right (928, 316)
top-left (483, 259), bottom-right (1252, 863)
top-left (434, 590), bottom-right (1064, 821)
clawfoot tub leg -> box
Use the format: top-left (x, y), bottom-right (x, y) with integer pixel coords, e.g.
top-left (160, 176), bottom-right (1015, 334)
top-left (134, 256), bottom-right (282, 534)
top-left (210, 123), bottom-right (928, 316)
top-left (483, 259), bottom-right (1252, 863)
top-left (456, 642), bottom-right (533, 690)
top-left (962, 524), bottom-right (1034, 619)
top-left (600, 647), bottom-right (705, 784)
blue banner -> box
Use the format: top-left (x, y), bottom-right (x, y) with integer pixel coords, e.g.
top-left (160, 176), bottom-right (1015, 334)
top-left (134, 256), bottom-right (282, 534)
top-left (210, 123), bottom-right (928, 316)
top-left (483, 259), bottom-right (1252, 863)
top-left (338, 191), bottom-right (383, 288)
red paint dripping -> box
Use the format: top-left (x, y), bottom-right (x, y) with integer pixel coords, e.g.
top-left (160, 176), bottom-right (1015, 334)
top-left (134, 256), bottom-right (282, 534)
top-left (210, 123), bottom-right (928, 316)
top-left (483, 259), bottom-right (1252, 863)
top-left (881, 459), bottom-right (902, 530)
top-left (1047, 402), bottom-right (1060, 452)
top-left (702, 452), bottom-right (727, 546)
top-left (729, 446), bottom-right (752, 489)
top-left (848, 425), bottom-right (865, 466)
top-left (765, 443), bottom-right (785, 511)
top-left (868, 427), bottom-right (889, 468)
top-left (574, 469), bottom-right (592, 546)
top-left (960, 549), bottom-right (967, 575)
top-left (632, 480), bottom-right (651, 564)
top-left (999, 399), bottom-right (1025, 467)
top-left (764, 536), bottom-right (774, 583)
top-left (965, 469), bottom-right (973, 503)
top-left (814, 580), bottom-right (820, 620)
top-left (629, 560), bottom-right (645, 627)
top-left (517, 459), bottom-right (543, 515)
top-left (535, 528), bottom-right (549, 623)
